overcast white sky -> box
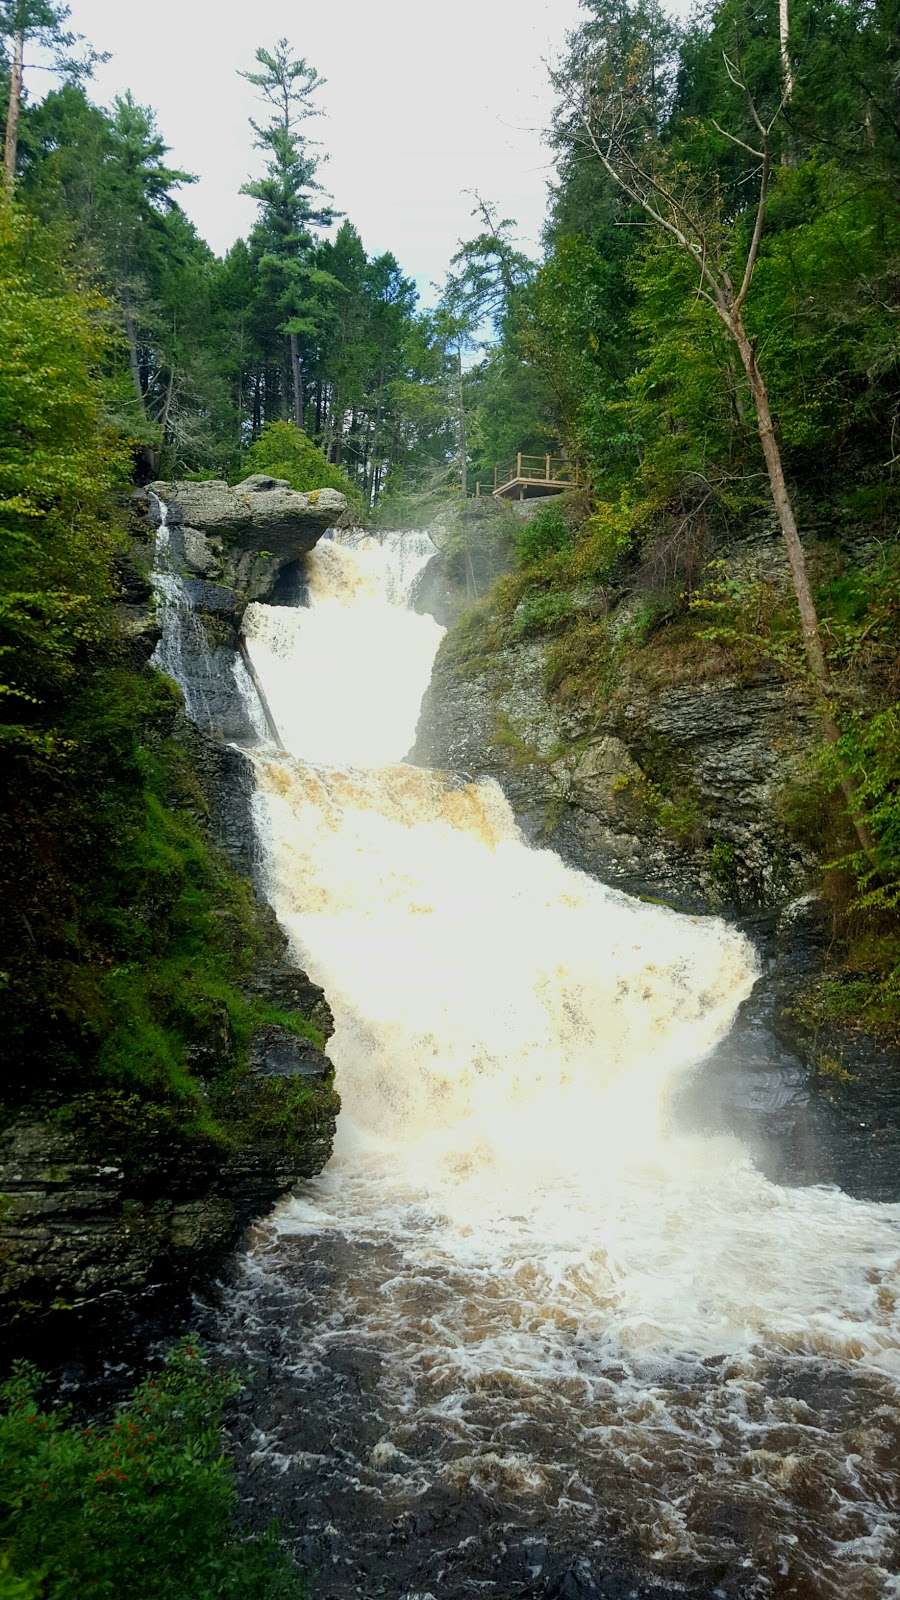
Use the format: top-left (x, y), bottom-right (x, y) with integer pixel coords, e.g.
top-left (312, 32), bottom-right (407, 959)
top-left (59, 0), bottom-right (685, 301)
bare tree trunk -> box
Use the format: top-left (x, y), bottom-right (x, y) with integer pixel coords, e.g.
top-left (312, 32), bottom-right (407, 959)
top-left (123, 308), bottom-right (146, 414)
top-left (289, 333), bottom-right (304, 429)
top-left (778, 0), bottom-right (795, 104)
top-left (265, 366), bottom-right (278, 425)
top-left (733, 316), bottom-right (876, 855)
top-left (570, 52), bottom-right (875, 864)
top-left (252, 371), bottom-right (262, 437)
top-left (456, 345), bottom-right (468, 497)
top-left (325, 386), bottom-right (340, 459)
top-left (160, 362), bottom-right (176, 440)
top-left (3, 29), bottom-right (24, 189)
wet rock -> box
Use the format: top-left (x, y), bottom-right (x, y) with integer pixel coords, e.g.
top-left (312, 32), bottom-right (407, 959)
top-left (0, 713), bottom-right (338, 1350)
top-left (410, 499), bottom-right (515, 628)
top-left (412, 630), bottom-right (812, 913)
top-left (112, 545), bottom-right (161, 667)
top-left (115, 604), bottom-right (161, 668)
top-left (182, 526), bottom-right (218, 575)
top-left (249, 1026), bottom-right (331, 1081)
top-left (149, 477), bottom-right (345, 607)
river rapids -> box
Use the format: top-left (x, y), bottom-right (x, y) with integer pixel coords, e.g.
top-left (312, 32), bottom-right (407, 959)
top-left (207, 529), bottom-right (900, 1599)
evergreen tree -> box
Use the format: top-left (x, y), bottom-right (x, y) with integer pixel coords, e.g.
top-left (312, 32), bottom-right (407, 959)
top-left (240, 39), bottom-right (335, 431)
top-left (1, 0), bottom-right (105, 185)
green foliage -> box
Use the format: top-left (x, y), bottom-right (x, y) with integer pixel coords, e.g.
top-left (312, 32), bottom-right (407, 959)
top-left (511, 589), bottom-right (574, 639)
top-left (543, 615), bottom-right (614, 704)
top-left (613, 768), bottom-right (705, 845)
top-left (515, 501), bottom-right (573, 565)
top-left (1, 662), bottom-right (325, 1143)
top-left (0, 205), bottom-right (128, 746)
top-left (15, 60), bottom-right (454, 499)
top-left (825, 707), bottom-right (900, 917)
top-left (240, 421), bottom-right (364, 517)
top-left (0, 1342), bottom-right (304, 1599)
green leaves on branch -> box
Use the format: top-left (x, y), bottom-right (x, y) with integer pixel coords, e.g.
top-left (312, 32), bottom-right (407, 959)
top-left (0, 1342), bottom-right (304, 1599)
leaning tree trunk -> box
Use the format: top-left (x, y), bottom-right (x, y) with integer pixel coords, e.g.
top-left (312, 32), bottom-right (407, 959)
top-left (3, 30), bottom-right (24, 189)
top-left (733, 313), bottom-right (877, 860)
top-left (289, 333), bottom-right (304, 430)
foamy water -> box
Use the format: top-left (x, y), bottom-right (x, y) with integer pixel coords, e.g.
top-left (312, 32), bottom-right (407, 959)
top-left (228, 529), bottom-right (900, 1597)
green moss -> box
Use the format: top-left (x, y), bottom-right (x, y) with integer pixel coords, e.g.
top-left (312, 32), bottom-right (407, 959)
top-left (510, 589), bottom-right (575, 639)
top-left (793, 942), bottom-right (900, 1046)
top-left (543, 615), bottom-right (615, 705)
top-left (438, 597), bottom-right (505, 677)
top-left (0, 652), bottom-right (330, 1156)
top-left (614, 768), bottom-right (704, 844)
top-left (196, 614), bottom-right (233, 649)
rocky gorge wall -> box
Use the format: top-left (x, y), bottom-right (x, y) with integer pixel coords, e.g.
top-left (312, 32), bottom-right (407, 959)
top-left (411, 507), bottom-right (815, 915)
top-left (0, 479), bottom-right (345, 1352)
top-left (409, 502), bottom-right (900, 1198)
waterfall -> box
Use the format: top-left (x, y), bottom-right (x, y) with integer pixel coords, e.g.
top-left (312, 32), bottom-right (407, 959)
top-left (223, 528), bottom-right (900, 1597)
top-left (150, 499), bottom-right (268, 741)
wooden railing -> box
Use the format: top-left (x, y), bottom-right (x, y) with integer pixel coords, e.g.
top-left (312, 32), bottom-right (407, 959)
top-left (471, 454), bottom-right (584, 498)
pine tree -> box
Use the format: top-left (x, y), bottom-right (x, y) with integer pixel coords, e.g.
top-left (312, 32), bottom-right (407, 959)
top-left (1, 0), bottom-right (105, 186)
top-left (240, 39), bottom-right (334, 431)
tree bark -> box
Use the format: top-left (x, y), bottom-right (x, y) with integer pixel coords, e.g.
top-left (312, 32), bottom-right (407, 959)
top-left (3, 29), bottom-right (24, 189)
top-left (456, 345), bottom-right (468, 498)
top-left (733, 315), bottom-right (877, 857)
top-left (778, 0), bottom-right (795, 104)
top-left (160, 362), bottom-right (176, 440)
top-left (251, 371), bottom-right (262, 437)
top-left (123, 308), bottom-right (146, 414)
top-left (289, 333), bottom-right (304, 430)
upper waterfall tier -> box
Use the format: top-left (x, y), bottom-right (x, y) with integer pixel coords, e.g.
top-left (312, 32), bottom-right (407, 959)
top-left (242, 530), bottom-right (443, 765)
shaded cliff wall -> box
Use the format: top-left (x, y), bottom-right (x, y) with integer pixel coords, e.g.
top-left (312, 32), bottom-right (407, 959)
top-left (0, 483), bottom-right (345, 1350)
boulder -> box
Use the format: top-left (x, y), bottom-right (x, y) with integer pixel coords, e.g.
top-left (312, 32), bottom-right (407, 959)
top-left (147, 477), bottom-right (346, 612)
top-left (149, 476), bottom-right (344, 558)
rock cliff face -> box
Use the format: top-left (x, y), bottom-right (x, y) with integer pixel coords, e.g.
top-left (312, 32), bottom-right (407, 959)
top-left (0, 969), bottom-right (337, 1345)
top-left (0, 712), bottom-right (340, 1348)
top-left (413, 627), bottom-right (814, 913)
top-left (145, 476), bottom-right (346, 745)
top-left (149, 475), bottom-right (344, 606)
top-left (410, 506), bottom-right (900, 1197)
top-left (0, 481), bottom-right (345, 1351)
top-left (411, 510), bottom-right (813, 915)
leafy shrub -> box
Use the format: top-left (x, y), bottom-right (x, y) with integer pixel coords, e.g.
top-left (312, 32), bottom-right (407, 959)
top-left (0, 1342), bottom-right (303, 1599)
top-left (240, 422), bottom-right (364, 520)
top-left (511, 589), bottom-right (574, 638)
top-left (613, 768), bottom-right (704, 844)
top-left (515, 500), bottom-right (573, 565)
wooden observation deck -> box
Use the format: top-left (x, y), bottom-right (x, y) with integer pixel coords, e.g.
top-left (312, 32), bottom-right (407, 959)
top-left (473, 454), bottom-right (583, 502)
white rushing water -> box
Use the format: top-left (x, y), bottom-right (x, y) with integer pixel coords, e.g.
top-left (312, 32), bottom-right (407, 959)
top-left (234, 529), bottom-right (900, 1597)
